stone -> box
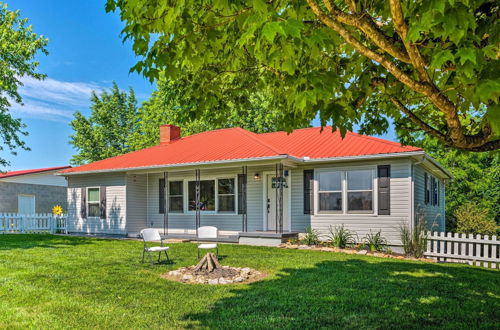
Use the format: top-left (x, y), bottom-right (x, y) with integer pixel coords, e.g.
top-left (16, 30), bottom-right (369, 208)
top-left (233, 276), bottom-right (244, 283)
top-left (356, 250), bottom-right (368, 255)
top-left (218, 277), bottom-right (227, 284)
top-left (320, 247), bottom-right (335, 252)
top-left (225, 279), bottom-right (233, 284)
top-left (298, 245), bottom-right (310, 249)
top-left (208, 278), bottom-right (219, 285)
top-left (182, 274), bottom-right (193, 281)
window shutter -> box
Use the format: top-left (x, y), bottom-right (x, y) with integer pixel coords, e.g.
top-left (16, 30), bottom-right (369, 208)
top-left (237, 174), bottom-right (247, 214)
top-left (377, 165), bottom-right (391, 215)
top-left (437, 181), bottom-right (440, 207)
top-left (80, 187), bottom-right (86, 219)
top-left (424, 173), bottom-right (429, 204)
top-left (303, 170), bottom-right (314, 214)
top-left (159, 178), bottom-right (165, 214)
top-left (100, 186), bottom-right (106, 219)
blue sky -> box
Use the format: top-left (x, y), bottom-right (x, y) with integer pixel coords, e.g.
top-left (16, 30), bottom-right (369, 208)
top-left (4, 0), bottom-right (395, 171)
top-left (4, 0), bottom-right (154, 171)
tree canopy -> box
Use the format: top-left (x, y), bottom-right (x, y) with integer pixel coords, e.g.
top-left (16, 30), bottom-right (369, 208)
top-left (415, 136), bottom-right (499, 227)
top-left (71, 80), bottom-right (302, 163)
top-left (0, 3), bottom-right (48, 168)
top-left (106, 0), bottom-right (500, 152)
top-left (69, 83), bottom-right (138, 165)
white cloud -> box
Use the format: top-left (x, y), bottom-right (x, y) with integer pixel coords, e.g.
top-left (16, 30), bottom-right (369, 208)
top-left (9, 76), bottom-right (108, 121)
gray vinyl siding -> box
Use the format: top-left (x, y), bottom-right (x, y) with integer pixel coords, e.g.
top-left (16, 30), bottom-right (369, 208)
top-left (413, 164), bottom-right (445, 231)
top-left (67, 173), bottom-right (127, 234)
top-left (126, 174), bottom-right (147, 234)
top-left (303, 159), bottom-right (412, 245)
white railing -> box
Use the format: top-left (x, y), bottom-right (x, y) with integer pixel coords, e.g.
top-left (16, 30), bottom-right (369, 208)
top-left (0, 213), bottom-right (67, 234)
top-left (425, 232), bottom-right (499, 269)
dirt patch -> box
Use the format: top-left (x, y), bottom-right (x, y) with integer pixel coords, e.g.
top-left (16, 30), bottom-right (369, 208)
top-left (162, 265), bottom-right (267, 285)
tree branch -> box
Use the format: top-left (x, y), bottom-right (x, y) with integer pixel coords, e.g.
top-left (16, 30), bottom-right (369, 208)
top-left (307, 0), bottom-right (493, 150)
top-left (323, 0), bottom-right (411, 63)
top-left (389, 0), bottom-right (431, 83)
top-left (389, 97), bottom-right (448, 142)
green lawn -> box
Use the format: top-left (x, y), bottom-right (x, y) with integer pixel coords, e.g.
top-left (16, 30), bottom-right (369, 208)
top-left (0, 235), bottom-right (498, 329)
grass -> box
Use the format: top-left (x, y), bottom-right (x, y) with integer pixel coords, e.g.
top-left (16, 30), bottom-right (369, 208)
top-left (0, 235), bottom-right (498, 329)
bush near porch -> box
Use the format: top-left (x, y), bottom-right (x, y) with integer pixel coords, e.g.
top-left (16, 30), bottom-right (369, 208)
top-left (0, 235), bottom-right (498, 329)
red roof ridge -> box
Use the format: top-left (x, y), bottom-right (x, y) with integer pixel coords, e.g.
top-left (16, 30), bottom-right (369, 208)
top-left (0, 166), bottom-right (71, 178)
top-left (234, 127), bottom-right (285, 155)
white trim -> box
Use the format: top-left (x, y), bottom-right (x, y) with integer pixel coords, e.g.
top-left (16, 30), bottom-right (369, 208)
top-left (262, 171), bottom-right (291, 231)
top-left (59, 155), bottom-right (290, 176)
top-left (61, 151), bottom-right (454, 180)
top-left (314, 165), bottom-right (378, 216)
top-left (86, 186), bottom-right (100, 219)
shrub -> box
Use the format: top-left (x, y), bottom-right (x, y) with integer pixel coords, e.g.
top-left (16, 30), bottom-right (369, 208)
top-left (399, 216), bottom-right (428, 258)
top-left (363, 230), bottom-right (387, 252)
top-left (328, 225), bottom-right (356, 248)
top-left (301, 226), bottom-right (320, 246)
top-left (454, 203), bottom-right (497, 236)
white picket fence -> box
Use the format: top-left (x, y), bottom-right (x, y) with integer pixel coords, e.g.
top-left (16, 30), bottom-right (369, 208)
top-left (425, 232), bottom-right (499, 269)
top-left (0, 213), bottom-right (67, 234)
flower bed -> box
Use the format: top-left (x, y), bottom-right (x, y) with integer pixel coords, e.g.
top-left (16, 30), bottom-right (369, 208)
top-left (279, 243), bottom-right (436, 263)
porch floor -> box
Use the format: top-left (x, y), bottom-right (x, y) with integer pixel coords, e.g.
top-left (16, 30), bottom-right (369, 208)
top-left (160, 231), bottom-right (299, 245)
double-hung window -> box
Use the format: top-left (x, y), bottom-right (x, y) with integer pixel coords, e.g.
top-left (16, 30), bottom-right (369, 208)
top-left (347, 170), bottom-right (373, 212)
top-left (317, 168), bottom-right (375, 214)
top-left (187, 178), bottom-right (236, 212)
top-left (188, 180), bottom-right (215, 211)
top-left (318, 171), bottom-right (343, 212)
top-left (87, 187), bottom-right (100, 217)
top-left (218, 178), bottom-right (235, 212)
top-left (169, 181), bottom-right (184, 212)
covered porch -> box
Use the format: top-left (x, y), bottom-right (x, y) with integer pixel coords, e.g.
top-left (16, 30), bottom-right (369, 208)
top-left (125, 159), bottom-right (303, 245)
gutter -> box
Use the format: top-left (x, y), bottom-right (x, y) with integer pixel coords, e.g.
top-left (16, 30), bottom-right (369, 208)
top-left (58, 150), bottom-right (452, 179)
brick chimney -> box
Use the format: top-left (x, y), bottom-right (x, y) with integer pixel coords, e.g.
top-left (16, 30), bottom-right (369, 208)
top-left (159, 125), bottom-right (181, 144)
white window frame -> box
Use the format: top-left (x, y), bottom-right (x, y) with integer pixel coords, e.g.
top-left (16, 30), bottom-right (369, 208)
top-left (217, 177), bottom-right (237, 213)
top-left (317, 170), bottom-right (343, 214)
top-left (86, 187), bottom-right (100, 218)
top-left (185, 175), bottom-right (238, 215)
top-left (314, 165), bottom-right (378, 216)
top-left (168, 180), bottom-right (184, 213)
top-left (346, 169), bottom-right (375, 214)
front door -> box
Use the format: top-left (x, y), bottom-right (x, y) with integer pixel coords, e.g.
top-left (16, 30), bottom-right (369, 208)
top-left (266, 175), bottom-right (289, 231)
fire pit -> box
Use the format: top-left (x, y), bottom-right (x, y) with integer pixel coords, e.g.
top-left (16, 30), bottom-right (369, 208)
top-left (162, 253), bottom-right (265, 284)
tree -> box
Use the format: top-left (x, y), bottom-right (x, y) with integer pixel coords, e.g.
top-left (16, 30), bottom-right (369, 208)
top-left (416, 136), bottom-right (499, 227)
top-left (69, 83), bottom-right (138, 165)
top-left (127, 78), bottom-right (307, 150)
top-left (0, 3), bottom-right (48, 167)
top-left (106, 0), bottom-right (500, 152)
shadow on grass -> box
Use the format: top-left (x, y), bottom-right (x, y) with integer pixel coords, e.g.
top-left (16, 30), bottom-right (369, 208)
top-left (185, 258), bottom-right (500, 329)
top-left (0, 234), bottom-right (95, 250)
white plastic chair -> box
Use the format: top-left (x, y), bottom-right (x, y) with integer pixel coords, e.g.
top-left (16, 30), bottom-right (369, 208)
top-left (197, 226), bottom-right (218, 259)
top-left (140, 228), bottom-right (170, 265)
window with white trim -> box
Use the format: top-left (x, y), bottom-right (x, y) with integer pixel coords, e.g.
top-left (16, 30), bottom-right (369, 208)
top-left (87, 187), bottom-right (100, 217)
top-left (317, 168), bottom-right (376, 214)
top-left (169, 181), bottom-right (184, 212)
top-left (218, 178), bottom-right (235, 212)
top-left (318, 171), bottom-right (342, 212)
top-left (188, 180), bottom-right (215, 211)
top-left (347, 170), bottom-right (373, 212)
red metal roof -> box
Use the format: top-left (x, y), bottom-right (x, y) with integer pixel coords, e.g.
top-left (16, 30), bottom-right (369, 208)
top-left (60, 127), bottom-right (421, 174)
top-left (0, 166), bottom-right (71, 178)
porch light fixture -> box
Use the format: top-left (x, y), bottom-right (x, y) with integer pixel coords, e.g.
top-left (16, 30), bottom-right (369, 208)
top-left (254, 173), bottom-right (261, 182)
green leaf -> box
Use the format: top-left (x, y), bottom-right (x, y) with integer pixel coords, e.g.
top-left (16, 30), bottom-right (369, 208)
top-left (456, 48), bottom-right (476, 65)
top-left (430, 50), bottom-right (454, 69)
top-left (486, 104), bottom-right (500, 137)
top-left (261, 22), bottom-right (285, 42)
top-left (476, 80), bottom-right (500, 103)
top-left (253, 0), bottom-right (267, 14)
top-left (282, 19), bottom-right (303, 38)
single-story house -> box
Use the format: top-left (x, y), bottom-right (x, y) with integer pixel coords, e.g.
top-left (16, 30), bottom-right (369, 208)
top-left (0, 166), bottom-right (70, 214)
top-left (58, 125), bottom-right (450, 246)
